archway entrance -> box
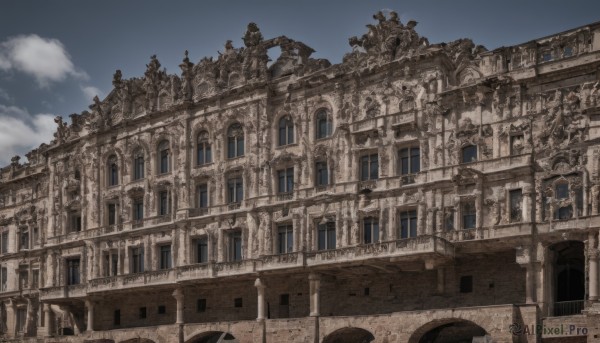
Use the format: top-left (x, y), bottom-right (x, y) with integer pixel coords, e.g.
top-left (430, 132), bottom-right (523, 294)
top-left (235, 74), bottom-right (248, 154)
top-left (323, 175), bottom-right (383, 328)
top-left (322, 327), bottom-right (374, 343)
top-left (187, 331), bottom-right (238, 343)
top-left (409, 320), bottom-right (489, 343)
top-left (551, 241), bottom-right (585, 316)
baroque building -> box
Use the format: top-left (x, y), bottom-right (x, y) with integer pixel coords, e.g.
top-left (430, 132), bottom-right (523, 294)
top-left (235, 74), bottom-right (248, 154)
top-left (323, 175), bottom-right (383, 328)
top-left (1, 11), bottom-right (600, 343)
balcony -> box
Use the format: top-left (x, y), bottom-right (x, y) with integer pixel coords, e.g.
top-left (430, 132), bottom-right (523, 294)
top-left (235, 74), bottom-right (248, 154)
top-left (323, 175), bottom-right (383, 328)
top-left (228, 202), bottom-right (241, 211)
top-left (132, 219), bottom-right (144, 229)
top-left (258, 252), bottom-right (305, 272)
top-left (358, 180), bottom-right (377, 192)
top-left (39, 283), bottom-right (87, 301)
top-left (189, 207), bottom-right (209, 218)
top-left (553, 300), bottom-right (584, 317)
top-left (277, 192), bottom-right (293, 202)
top-left (155, 214), bottom-right (171, 224)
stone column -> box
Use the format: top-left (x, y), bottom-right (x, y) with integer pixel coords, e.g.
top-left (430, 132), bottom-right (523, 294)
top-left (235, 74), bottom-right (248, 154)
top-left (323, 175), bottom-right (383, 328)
top-left (254, 278), bottom-right (266, 321)
top-left (517, 246), bottom-right (536, 304)
top-left (43, 303), bottom-right (54, 336)
top-left (172, 288), bottom-right (184, 324)
top-left (6, 300), bottom-right (15, 337)
top-left (85, 299), bottom-right (94, 332)
top-left (309, 273), bottom-right (321, 317)
top-left (522, 185), bottom-right (533, 222)
top-left (589, 231), bottom-right (599, 301)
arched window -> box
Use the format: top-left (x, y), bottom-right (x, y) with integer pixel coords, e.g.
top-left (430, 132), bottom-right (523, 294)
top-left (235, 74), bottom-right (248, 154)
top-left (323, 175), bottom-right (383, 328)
top-left (315, 109), bottom-right (332, 139)
top-left (158, 140), bottom-right (170, 174)
top-left (227, 123), bottom-right (244, 158)
top-left (278, 116), bottom-right (294, 146)
top-left (197, 131), bottom-right (212, 165)
top-left (133, 149), bottom-right (145, 180)
top-left (107, 155), bottom-right (119, 186)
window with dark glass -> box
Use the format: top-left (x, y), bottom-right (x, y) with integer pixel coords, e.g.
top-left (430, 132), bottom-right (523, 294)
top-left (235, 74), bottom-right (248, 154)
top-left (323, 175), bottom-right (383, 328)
top-left (19, 229), bottom-right (29, 250)
top-left (70, 211), bottom-right (82, 232)
top-left (159, 191), bottom-right (169, 216)
top-left (139, 307), bottom-right (147, 319)
top-left (460, 275), bottom-right (473, 293)
top-left (1, 267), bottom-right (7, 291)
top-left (19, 269), bottom-right (28, 289)
top-left (227, 123), bottom-right (244, 158)
top-left (227, 177), bottom-right (243, 204)
top-left (67, 258), bottom-right (80, 285)
top-left (133, 198), bottom-right (144, 221)
top-left (108, 155), bottom-right (119, 186)
top-left (131, 247), bottom-right (144, 273)
top-left (159, 245), bottom-right (171, 270)
top-left (399, 210), bottom-right (417, 239)
top-left (278, 168), bottom-right (294, 193)
top-left (234, 298), bottom-right (243, 308)
top-left (444, 208), bottom-right (455, 231)
top-left (114, 310), bottom-right (121, 326)
top-left (111, 253), bottom-right (118, 276)
top-left (195, 237), bottom-right (208, 263)
top-left (158, 140), bottom-right (170, 174)
top-left (317, 221), bottom-right (336, 250)
top-left (509, 189), bottom-right (523, 222)
top-left (133, 151), bottom-right (145, 180)
top-left (230, 231), bottom-right (242, 261)
top-left (360, 154), bottom-right (379, 181)
top-left (32, 269), bottom-right (39, 288)
top-left (462, 201), bottom-right (476, 229)
top-left (278, 224), bottom-right (293, 254)
top-left (197, 299), bottom-right (207, 312)
top-left (16, 308), bottom-right (26, 333)
top-left (555, 183), bottom-right (572, 220)
top-left (363, 217), bottom-right (379, 244)
top-left (158, 305), bottom-right (166, 314)
top-left (316, 109), bottom-right (332, 139)
top-left (197, 184), bottom-right (208, 208)
top-left (316, 161), bottom-right (329, 186)
top-left (197, 131), bottom-right (212, 165)
top-left (510, 135), bottom-right (524, 155)
top-left (461, 145), bottom-right (478, 163)
top-left (279, 116), bottom-right (294, 146)
top-left (107, 203), bottom-right (117, 226)
top-left (398, 147), bottom-right (420, 176)
top-left (1, 231), bottom-right (8, 254)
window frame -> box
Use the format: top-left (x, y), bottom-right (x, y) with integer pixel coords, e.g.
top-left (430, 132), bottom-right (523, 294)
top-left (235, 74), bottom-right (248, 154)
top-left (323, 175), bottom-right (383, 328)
top-left (277, 167), bottom-right (294, 194)
top-left (363, 216), bottom-right (380, 244)
top-left (133, 150), bottom-right (145, 180)
top-left (398, 146), bottom-right (420, 178)
top-left (230, 231), bottom-right (243, 262)
top-left (398, 209), bottom-right (418, 239)
top-left (278, 115), bottom-right (295, 146)
top-left (277, 224), bottom-right (293, 254)
top-left (196, 131), bottom-right (212, 166)
top-left (317, 221), bottom-right (336, 251)
top-left (462, 200), bottom-right (477, 229)
top-left (158, 140), bottom-right (170, 174)
top-left (66, 257), bottom-right (81, 285)
top-left (461, 145), bottom-right (478, 164)
top-left (360, 153), bottom-right (379, 181)
top-left (227, 176), bottom-right (243, 204)
top-left (227, 123), bottom-right (245, 159)
top-left (315, 161), bottom-right (329, 187)
top-left (159, 244), bottom-right (172, 270)
top-left (315, 109), bottom-right (332, 139)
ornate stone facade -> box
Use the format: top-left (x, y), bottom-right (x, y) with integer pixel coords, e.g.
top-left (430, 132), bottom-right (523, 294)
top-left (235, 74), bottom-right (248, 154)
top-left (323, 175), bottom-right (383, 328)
top-left (1, 12), bottom-right (600, 343)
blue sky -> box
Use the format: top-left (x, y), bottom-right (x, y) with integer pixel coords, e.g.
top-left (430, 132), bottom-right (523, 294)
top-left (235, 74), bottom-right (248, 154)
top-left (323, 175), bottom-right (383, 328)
top-left (1, 0), bottom-right (600, 165)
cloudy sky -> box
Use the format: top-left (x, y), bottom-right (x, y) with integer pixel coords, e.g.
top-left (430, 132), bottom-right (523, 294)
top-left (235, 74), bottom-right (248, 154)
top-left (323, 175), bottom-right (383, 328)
top-left (1, 0), bottom-right (599, 166)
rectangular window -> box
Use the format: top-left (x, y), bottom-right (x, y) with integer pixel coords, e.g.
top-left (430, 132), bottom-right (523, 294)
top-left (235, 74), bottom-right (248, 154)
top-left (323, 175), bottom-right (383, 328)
top-left (16, 308), bottom-right (26, 333)
top-left (460, 275), bottom-right (473, 293)
top-left (278, 168), bottom-right (294, 193)
top-left (197, 298), bottom-right (207, 312)
top-left (398, 147), bottom-right (420, 176)
top-left (32, 269), bottom-right (39, 288)
top-left (139, 307), bottom-right (147, 319)
top-left (111, 253), bottom-right (119, 276)
top-left (19, 230), bottom-right (29, 250)
top-left (230, 232), bottom-right (242, 261)
top-left (197, 184), bottom-right (208, 208)
top-left (67, 258), bottom-right (80, 285)
top-left (0, 267), bottom-right (6, 291)
top-left (158, 305), bottom-right (166, 314)
top-left (317, 221), bottom-right (336, 250)
top-left (316, 161), bottom-right (329, 186)
top-left (131, 247), bottom-right (144, 273)
top-left (1, 231), bottom-right (7, 254)
top-left (509, 189), bottom-right (523, 222)
top-left (114, 309), bottom-right (121, 326)
top-left (462, 201), bottom-right (476, 229)
top-left (70, 211), bottom-right (82, 232)
top-left (277, 225), bottom-right (293, 254)
top-left (399, 210), bottom-right (418, 239)
top-left (234, 297), bottom-right (243, 308)
top-left (108, 203), bottom-right (117, 226)
top-left (227, 177), bottom-right (243, 204)
top-left (444, 208), bottom-right (455, 231)
top-left (195, 237), bottom-right (208, 263)
top-left (134, 156), bottom-right (145, 180)
top-left (19, 269), bottom-right (28, 290)
top-left (197, 142), bottom-right (212, 165)
top-left (159, 191), bottom-right (169, 216)
top-left (159, 245), bottom-right (171, 270)
top-left (461, 145), bottom-right (478, 163)
top-left (160, 150), bottom-right (169, 173)
top-left (510, 135), bottom-right (524, 155)
top-left (360, 154), bottom-right (379, 181)
top-left (133, 198), bottom-right (144, 221)
top-left (363, 217), bottom-right (379, 244)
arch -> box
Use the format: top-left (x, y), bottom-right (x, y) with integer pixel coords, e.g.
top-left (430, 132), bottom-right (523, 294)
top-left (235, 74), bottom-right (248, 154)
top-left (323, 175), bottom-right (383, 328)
top-left (408, 319), bottom-right (488, 343)
top-left (322, 327), bottom-right (374, 343)
top-left (186, 331), bottom-right (238, 343)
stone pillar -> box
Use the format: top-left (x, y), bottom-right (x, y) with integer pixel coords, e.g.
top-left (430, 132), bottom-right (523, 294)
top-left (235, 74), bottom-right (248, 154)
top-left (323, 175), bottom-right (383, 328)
top-left (172, 288), bottom-right (184, 324)
top-left (522, 185), bottom-right (533, 222)
top-left (589, 231), bottom-right (599, 301)
top-left (517, 246), bottom-right (536, 304)
top-left (6, 300), bottom-right (15, 337)
top-left (254, 278), bottom-right (266, 321)
top-left (85, 299), bottom-right (94, 332)
top-left (43, 303), bottom-right (54, 336)
top-left (309, 273), bottom-right (321, 317)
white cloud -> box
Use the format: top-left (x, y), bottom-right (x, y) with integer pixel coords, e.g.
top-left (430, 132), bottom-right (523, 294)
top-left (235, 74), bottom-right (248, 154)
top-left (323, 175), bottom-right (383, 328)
top-left (81, 85), bottom-right (103, 101)
top-left (0, 34), bottom-right (88, 87)
top-left (0, 104), bottom-right (56, 166)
